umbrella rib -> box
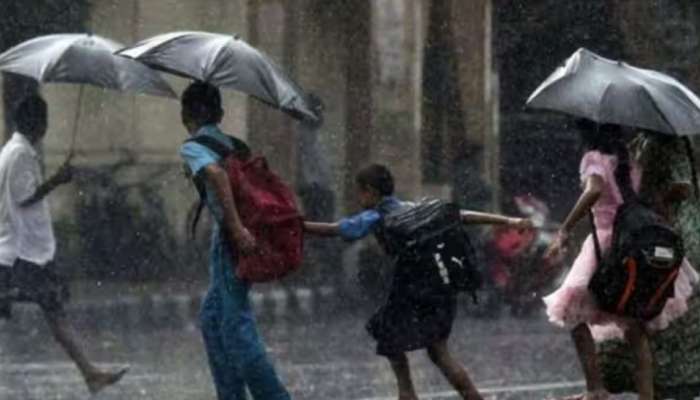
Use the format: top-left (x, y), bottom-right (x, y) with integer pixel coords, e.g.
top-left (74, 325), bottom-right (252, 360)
top-left (202, 37), bottom-right (231, 82)
top-left (40, 37), bottom-right (81, 81)
top-left (639, 87), bottom-right (677, 134)
top-left (596, 83), bottom-right (614, 122)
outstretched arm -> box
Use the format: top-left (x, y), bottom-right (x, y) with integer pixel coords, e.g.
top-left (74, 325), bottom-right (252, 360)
top-left (460, 210), bottom-right (532, 229)
top-left (303, 221), bottom-right (341, 236)
top-left (305, 209), bottom-right (380, 240)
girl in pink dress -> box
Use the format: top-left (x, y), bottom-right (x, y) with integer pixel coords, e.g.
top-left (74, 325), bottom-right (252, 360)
top-left (543, 123), bottom-right (698, 400)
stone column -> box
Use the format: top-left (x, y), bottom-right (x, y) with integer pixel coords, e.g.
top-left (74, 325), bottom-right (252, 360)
top-left (291, 1), bottom-right (349, 209)
top-left (420, 0), bottom-right (496, 207)
top-left (370, 0), bottom-right (424, 199)
top-left (246, 0), bottom-right (299, 185)
top-left (340, 0), bottom-right (374, 211)
top-left (451, 0), bottom-right (497, 208)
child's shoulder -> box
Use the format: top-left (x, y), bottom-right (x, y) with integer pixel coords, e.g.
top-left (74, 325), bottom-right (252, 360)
top-left (580, 150), bottom-right (615, 173)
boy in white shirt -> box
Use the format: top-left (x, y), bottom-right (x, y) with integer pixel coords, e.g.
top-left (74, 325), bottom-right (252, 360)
top-left (0, 95), bottom-right (126, 394)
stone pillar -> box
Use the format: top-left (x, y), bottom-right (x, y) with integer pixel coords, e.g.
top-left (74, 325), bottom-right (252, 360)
top-left (246, 0), bottom-right (299, 184)
top-left (370, 0), bottom-right (424, 199)
top-left (341, 1), bottom-right (374, 211)
top-left (451, 0), bottom-right (497, 207)
top-left (420, 0), bottom-right (496, 207)
top-left (292, 0), bottom-right (349, 214)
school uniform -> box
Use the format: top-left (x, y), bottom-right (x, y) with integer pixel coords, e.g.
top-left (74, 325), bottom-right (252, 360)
top-left (0, 132), bottom-right (68, 319)
top-left (339, 196), bottom-right (457, 356)
top-left (181, 125), bottom-right (290, 400)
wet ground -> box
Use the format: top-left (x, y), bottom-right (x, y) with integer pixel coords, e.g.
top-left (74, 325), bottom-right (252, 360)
top-left (0, 301), bottom-right (640, 400)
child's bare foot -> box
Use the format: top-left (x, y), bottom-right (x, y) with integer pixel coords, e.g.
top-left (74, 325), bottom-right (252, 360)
top-left (86, 367), bottom-right (129, 394)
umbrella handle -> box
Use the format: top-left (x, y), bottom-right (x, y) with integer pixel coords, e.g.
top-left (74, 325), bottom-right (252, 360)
top-left (683, 137), bottom-right (700, 199)
top-left (67, 85), bottom-right (85, 161)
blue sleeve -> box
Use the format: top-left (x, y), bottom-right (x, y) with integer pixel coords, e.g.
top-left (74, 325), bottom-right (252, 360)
top-left (180, 141), bottom-right (219, 176)
top-left (338, 210), bottom-right (382, 240)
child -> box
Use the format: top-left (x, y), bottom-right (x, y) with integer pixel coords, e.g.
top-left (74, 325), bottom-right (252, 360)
top-left (0, 95), bottom-right (127, 394)
top-left (304, 164), bottom-right (531, 400)
top-left (543, 123), bottom-right (699, 400)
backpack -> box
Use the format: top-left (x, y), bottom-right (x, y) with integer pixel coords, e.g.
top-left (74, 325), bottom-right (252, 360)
top-left (186, 134), bottom-right (303, 283)
top-left (377, 198), bottom-right (482, 299)
top-left (588, 176), bottom-right (684, 321)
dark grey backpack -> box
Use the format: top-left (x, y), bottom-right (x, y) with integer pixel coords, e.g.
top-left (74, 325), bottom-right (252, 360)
top-left (377, 198), bottom-right (482, 298)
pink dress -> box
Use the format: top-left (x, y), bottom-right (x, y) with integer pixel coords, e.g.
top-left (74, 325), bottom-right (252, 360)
top-left (543, 151), bottom-right (699, 340)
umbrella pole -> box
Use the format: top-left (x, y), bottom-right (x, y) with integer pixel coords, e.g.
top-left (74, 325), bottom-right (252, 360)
top-left (683, 136), bottom-right (699, 199)
top-left (66, 85), bottom-right (84, 163)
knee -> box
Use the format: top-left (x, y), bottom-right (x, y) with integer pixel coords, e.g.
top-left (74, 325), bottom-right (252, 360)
top-left (426, 345), bottom-right (448, 365)
top-left (571, 323), bottom-right (590, 340)
top-left (227, 315), bottom-right (268, 362)
top-left (387, 352), bottom-right (408, 366)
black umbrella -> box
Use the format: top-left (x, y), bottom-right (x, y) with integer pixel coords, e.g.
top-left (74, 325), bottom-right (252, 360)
top-left (117, 31), bottom-right (320, 122)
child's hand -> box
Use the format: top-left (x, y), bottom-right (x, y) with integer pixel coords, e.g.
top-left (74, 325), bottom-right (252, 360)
top-left (52, 162), bottom-right (74, 186)
top-left (232, 227), bottom-right (257, 255)
top-left (544, 230), bottom-right (568, 263)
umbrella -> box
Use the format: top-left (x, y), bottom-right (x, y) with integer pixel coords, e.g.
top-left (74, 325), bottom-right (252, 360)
top-left (116, 31), bottom-right (320, 122)
top-left (527, 48), bottom-right (700, 195)
top-left (0, 33), bottom-right (177, 155)
top-left (526, 48), bottom-right (700, 136)
top-left (0, 33), bottom-right (176, 98)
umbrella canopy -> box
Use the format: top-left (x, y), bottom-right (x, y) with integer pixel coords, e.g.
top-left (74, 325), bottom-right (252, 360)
top-left (526, 48), bottom-right (700, 135)
top-left (0, 33), bottom-right (176, 98)
top-left (116, 31), bottom-right (319, 121)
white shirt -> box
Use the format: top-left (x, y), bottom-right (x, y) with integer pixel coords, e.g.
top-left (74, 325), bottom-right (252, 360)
top-left (0, 133), bottom-right (55, 266)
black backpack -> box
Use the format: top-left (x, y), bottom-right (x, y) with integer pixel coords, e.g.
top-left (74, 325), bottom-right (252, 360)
top-left (377, 198), bottom-right (482, 298)
top-left (588, 185), bottom-right (684, 321)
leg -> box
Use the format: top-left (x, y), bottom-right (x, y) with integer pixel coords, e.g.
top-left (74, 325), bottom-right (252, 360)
top-left (624, 322), bottom-right (654, 400)
top-left (199, 288), bottom-right (246, 400)
top-left (387, 353), bottom-right (418, 400)
top-left (217, 261), bottom-right (290, 400)
top-left (426, 340), bottom-right (482, 400)
top-left (43, 310), bottom-right (127, 394)
top-left (571, 323), bottom-right (608, 399)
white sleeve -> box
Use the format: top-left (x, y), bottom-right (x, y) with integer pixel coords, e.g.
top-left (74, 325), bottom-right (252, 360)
top-left (8, 151), bottom-right (40, 205)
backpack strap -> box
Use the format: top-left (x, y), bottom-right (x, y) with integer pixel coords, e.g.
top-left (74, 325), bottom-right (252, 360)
top-left (683, 136), bottom-right (699, 199)
top-left (588, 210), bottom-right (603, 264)
top-left (184, 134), bottom-right (251, 237)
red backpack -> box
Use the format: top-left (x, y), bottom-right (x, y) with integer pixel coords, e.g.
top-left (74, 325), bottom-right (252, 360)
top-left (187, 134), bottom-right (303, 283)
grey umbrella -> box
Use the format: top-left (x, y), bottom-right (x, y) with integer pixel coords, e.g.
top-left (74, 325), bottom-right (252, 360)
top-left (0, 33), bottom-right (176, 98)
top-left (526, 48), bottom-right (700, 136)
top-left (116, 31), bottom-right (320, 122)
top-left (0, 33), bottom-right (176, 155)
